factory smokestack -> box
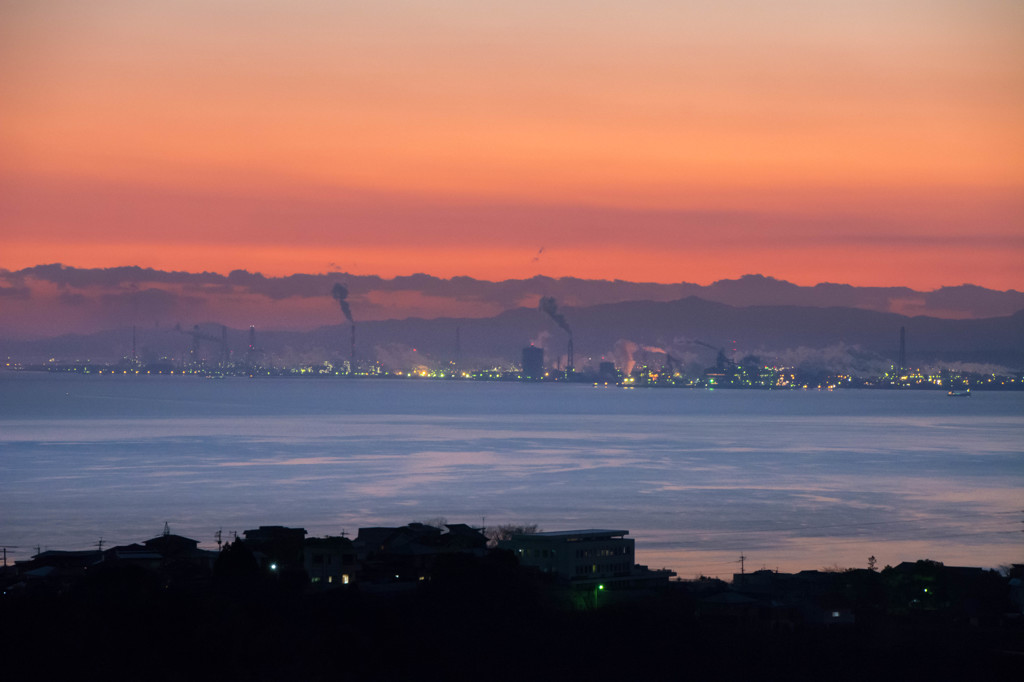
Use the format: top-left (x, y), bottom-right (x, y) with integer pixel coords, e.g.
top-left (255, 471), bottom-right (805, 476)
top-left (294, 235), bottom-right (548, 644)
top-left (331, 283), bottom-right (356, 369)
top-left (247, 325), bottom-right (256, 369)
top-left (539, 296), bottom-right (573, 373)
top-left (898, 326), bottom-right (906, 372)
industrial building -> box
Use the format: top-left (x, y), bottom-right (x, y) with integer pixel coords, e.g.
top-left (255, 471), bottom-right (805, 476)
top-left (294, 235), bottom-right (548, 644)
top-left (499, 529), bottom-right (672, 589)
top-left (521, 345), bottom-right (544, 379)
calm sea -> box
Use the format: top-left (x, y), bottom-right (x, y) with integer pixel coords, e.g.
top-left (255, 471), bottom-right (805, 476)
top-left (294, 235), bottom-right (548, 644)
top-left (1, 371), bottom-right (1021, 577)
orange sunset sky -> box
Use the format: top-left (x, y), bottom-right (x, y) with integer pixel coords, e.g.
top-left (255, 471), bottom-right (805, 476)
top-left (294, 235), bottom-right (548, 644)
top-left (1, 1), bottom-right (1022, 290)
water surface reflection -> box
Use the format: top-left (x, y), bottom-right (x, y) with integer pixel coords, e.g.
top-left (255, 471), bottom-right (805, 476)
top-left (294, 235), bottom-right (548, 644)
top-left (1, 374), bottom-right (1021, 575)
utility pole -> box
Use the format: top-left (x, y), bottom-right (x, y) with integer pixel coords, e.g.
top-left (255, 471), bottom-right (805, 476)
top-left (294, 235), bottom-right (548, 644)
top-left (454, 326), bottom-right (461, 370)
top-left (739, 553), bottom-right (746, 576)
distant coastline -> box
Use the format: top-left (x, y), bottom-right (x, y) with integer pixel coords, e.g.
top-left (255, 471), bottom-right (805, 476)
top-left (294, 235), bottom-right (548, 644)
top-left (5, 363), bottom-right (1021, 392)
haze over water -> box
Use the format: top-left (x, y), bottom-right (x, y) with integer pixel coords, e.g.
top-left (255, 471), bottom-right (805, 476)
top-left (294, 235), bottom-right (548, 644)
top-left (2, 372), bottom-right (1021, 577)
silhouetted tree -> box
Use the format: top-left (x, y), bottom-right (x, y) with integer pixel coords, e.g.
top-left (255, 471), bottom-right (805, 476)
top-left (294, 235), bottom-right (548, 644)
top-left (418, 516), bottom-right (448, 529)
top-left (214, 538), bottom-right (260, 585)
top-left (485, 523), bottom-right (540, 548)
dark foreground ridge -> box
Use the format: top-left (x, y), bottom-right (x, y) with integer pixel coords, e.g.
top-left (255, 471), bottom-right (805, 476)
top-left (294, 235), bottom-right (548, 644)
top-left (3, 524), bottom-right (1022, 680)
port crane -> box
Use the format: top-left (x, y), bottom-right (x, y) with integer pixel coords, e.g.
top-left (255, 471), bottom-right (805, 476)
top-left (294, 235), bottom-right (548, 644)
top-left (177, 324), bottom-right (229, 368)
top-left (693, 340), bottom-right (737, 372)
top-left (663, 351), bottom-right (684, 377)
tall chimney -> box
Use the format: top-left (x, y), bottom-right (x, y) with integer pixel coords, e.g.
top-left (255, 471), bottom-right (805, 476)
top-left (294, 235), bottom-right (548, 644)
top-left (898, 326), bottom-right (906, 371)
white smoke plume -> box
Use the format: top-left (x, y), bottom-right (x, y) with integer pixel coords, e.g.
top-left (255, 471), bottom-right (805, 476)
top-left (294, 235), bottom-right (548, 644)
top-left (374, 343), bottom-right (431, 372)
top-left (613, 340), bottom-right (639, 376)
top-left (529, 330), bottom-right (551, 349)
top-left (757, 343), bottom-right (890, 376)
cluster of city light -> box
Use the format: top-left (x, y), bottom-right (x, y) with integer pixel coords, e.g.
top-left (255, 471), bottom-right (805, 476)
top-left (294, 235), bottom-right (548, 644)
top-left (11, 354), bottom-right (1023, 392)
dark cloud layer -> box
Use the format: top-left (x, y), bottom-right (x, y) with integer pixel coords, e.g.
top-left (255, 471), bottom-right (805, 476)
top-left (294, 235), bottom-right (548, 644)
top-left (0, 285), bottom-right (30, 299)
top-left (2, 265), bottom-right (1022, 343)
top-left (6, 265), bottom-right (1022, 315)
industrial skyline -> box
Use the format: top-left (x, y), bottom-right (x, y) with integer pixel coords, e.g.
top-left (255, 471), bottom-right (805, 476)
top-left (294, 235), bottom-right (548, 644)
top-left (7, 306), bottom-right (1020, 393)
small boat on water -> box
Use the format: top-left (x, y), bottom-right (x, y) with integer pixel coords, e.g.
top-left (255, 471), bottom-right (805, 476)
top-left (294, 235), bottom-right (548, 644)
top-left (947, 388), bottom-right (971, 397)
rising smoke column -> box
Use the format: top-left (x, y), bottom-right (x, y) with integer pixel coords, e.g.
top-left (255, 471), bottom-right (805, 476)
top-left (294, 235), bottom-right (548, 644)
top-left (614, 339), bottom-right (639, 377)
top-left (539, 296), bottom-right (573, 372)
top-left (331, 283), bottom-right (355, 368)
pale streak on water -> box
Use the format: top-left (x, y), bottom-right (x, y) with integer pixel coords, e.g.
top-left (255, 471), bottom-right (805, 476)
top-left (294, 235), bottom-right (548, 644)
top-left (1, 372), bottom-right (1021, 578)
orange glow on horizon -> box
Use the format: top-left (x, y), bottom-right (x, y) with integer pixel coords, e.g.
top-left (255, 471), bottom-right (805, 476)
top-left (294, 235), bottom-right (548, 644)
top-left (2, 2), bottom-right (1022, 291)
top-left (4, 238), bottom-right (1021, 293)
